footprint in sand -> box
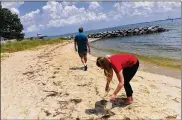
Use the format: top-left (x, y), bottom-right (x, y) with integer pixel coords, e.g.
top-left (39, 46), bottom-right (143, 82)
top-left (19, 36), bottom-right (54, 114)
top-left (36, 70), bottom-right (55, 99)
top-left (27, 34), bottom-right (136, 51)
top-left (140, 85), bottom-right (150, 94)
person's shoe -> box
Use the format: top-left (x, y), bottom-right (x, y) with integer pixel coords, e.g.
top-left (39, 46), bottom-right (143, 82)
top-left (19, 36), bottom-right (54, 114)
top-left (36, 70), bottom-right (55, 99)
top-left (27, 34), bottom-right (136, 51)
top-left (84, 65), bottom-right (87, 71)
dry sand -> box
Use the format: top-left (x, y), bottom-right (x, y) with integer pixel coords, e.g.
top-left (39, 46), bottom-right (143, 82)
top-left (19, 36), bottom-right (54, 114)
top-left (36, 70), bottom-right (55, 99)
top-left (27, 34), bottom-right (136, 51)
top-left (1, 39), bottom-right (181, 119)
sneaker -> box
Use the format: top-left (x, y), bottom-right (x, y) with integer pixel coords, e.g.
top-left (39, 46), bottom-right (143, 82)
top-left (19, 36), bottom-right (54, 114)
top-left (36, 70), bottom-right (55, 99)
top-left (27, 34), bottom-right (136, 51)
top-left (84, 65), bottom-right (87, 71)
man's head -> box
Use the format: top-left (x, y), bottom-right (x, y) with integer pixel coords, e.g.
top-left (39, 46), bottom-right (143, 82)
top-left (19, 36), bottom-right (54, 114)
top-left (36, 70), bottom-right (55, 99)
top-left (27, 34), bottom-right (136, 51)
top-left (78, 27), bottom-right (83, 32)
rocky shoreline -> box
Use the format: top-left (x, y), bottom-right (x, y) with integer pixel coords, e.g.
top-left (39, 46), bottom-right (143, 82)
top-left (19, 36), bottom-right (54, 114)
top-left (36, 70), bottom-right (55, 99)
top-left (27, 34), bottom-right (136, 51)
top-left (87, 26), bottom-right (168, 39)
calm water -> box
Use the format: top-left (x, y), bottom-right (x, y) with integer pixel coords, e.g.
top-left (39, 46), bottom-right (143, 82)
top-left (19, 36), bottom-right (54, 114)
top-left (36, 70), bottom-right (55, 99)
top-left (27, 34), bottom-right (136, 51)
top-left (91, 19), bottom-right (181, 60)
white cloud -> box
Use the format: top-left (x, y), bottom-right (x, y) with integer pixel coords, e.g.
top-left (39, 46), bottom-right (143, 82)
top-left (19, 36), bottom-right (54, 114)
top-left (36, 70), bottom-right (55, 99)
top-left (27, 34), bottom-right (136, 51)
top-left (2, 2), bottom-right (24, 15)
top-left (21, 9), bottom-right (40, 27)
top-left (26, 25), bottom-right (39, 32)
top-left (113, 2), bottom-right (153, 17)
top-left (61, 2), bottom-right (75, 7)
top-left (88, 2), bottom-right (101, 10)
top-left (112, 2), bottom-right (181, 18)
top-left (19, 1), bottom-right (180, 34)
top-left (21, 1), bottom-right (107, 33)
top-left (154, 2), bottom-right (181, 13)
top-left (20, 9), bottom-right (42, 33)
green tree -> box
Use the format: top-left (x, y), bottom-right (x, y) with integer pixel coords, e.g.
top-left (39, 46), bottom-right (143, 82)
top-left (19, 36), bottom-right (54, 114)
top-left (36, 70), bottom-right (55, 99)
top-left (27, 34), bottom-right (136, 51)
top-left (0, 8), bottom-right (24, 40)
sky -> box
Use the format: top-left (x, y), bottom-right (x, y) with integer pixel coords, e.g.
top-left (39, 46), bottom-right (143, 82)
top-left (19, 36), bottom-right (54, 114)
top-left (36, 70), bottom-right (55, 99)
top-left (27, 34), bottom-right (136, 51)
top-left (2, 1), bottom-right (181, 38)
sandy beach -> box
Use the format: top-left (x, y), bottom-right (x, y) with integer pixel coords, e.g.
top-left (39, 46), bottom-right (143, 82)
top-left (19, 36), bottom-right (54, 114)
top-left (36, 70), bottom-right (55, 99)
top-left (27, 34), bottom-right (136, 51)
top-left (1, 39), bottom-right (181, 119)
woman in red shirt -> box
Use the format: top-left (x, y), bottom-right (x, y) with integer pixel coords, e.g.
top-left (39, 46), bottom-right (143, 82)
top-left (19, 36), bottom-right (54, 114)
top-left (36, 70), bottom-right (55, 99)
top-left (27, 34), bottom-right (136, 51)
top-left (96, 54), bottom-right (139, 105)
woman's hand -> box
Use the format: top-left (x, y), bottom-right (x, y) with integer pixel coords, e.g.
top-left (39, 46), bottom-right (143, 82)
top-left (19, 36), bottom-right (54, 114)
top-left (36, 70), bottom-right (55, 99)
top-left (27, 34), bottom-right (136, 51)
top-left (109, 94), bottom-right (116, 102)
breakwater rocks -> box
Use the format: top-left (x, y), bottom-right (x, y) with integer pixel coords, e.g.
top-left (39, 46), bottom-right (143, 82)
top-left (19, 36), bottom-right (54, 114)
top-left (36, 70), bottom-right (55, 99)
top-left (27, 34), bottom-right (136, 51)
top-left (87, 26), bottom-right (168, 38)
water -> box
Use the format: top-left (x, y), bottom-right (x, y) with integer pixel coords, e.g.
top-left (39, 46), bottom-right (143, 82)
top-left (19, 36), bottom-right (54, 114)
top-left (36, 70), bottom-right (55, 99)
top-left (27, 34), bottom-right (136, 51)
top-left (91, 19), bottom-right (181, 60)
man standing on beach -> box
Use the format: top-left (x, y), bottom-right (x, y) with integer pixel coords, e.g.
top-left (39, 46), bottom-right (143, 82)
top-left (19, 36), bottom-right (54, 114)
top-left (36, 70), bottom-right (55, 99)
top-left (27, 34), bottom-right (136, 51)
top-left (74, 27), bottom-right (91, 71)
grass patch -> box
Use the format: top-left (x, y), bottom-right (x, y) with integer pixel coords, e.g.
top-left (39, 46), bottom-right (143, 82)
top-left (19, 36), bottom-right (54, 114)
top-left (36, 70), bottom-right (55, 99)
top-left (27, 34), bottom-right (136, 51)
top-left (1, 38), bottom-right (68, 53)
top-left (91, 46), bottom-right (181, 69)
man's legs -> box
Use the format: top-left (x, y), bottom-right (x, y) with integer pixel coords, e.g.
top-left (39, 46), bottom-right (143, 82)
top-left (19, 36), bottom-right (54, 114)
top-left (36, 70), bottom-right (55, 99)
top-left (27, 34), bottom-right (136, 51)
top-left (83, 55), bottom-right (87, 71)
top-left (79, 51), bottom-right (87, 71)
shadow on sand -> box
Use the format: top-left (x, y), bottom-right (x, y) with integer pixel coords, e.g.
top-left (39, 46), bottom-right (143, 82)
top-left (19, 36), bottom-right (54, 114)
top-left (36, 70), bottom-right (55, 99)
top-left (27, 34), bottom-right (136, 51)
top-left (69, 67), bottom-right (84, 70)
top-left (85, 98), bottom-right (129, 118)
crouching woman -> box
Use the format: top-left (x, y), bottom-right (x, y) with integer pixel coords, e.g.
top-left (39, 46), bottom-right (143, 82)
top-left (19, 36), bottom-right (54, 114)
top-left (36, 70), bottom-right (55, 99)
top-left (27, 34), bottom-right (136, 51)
top-left (96, 54), bottom-right (139, 105)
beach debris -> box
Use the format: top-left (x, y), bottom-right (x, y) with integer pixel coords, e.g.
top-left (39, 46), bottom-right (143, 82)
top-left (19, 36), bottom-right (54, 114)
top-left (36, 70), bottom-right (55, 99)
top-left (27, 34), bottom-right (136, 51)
top-left (101, 114), bottom-right (110, 119)
top-left (76, 118), bottom-right (80, 120)
top-left (70, 98), bottom-right (82, 104)
top-left (166, 115), bottom-right (177, 119)
top-left (56, 67), bottom-right (60, 70)
top-left (51, 76), bottom-right (56, 78)
top-left (53, 111), bottom-right (61, 117)
top-left (77, 84), bottom-right (87, 87)
top-left (53, 71), bottom-right (59, 74)
top-left (53, 81), bottom-right (62, 86)
top-left (22, 71), bottom-right (34, 75)
top-left (101, 110), bottom-right (115, 119)
top-left (42, 90), bottom-right (62, 101)
top-left (42, 82), bottom-right (46, 85)
top-left (94, 86), bottom-right (99, 95)
top-left (172, 97), bottom-right (180, 103)
top-left (138, 76), bottom-right (144, 79)
top-left (123, 117), bottom-right (131, 120)
top-left (44, 110), bottom-right (51, 116)
top-left (105, 101), bottom-right (113, 109)
top-left (43, 90), bottom-right (61, 97)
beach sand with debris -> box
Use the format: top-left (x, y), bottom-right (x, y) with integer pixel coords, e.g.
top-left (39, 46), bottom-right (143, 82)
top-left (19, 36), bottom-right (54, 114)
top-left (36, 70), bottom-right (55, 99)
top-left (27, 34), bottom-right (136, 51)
top-left (1, 39), bottom-right (181, 119)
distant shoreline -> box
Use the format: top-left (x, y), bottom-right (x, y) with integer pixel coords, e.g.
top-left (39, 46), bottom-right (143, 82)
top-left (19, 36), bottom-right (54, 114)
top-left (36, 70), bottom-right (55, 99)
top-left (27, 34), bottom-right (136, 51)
top-left (25, 18), bottom-right (181, 39)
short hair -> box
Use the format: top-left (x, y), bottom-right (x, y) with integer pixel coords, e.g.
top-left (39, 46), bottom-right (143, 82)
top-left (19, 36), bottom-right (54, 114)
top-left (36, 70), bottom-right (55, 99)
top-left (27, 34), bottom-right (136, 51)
top-left (78, 27), bottom-right (83, 32)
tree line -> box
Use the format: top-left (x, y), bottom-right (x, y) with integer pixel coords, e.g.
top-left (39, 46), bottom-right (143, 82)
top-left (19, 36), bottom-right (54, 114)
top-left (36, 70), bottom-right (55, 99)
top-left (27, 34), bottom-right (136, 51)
top-left (0, 5), bottom-right (24, 40)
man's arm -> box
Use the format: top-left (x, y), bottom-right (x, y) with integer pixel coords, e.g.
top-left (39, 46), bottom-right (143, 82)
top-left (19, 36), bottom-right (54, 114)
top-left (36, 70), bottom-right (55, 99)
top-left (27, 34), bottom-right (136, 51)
top-left (74, 39), bottom-right (77, 52)
top-left (86, 38), bottom-right (91, 54)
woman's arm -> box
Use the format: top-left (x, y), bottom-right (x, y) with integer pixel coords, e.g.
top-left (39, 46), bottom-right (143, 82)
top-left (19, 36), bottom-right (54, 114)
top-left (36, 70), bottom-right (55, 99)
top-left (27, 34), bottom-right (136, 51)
top-left (109, 70), bottom-right (124, 102)
top-left (105, 73), bottom-right (113, 92)
top-left (113, 70), bottom-right (124, 96)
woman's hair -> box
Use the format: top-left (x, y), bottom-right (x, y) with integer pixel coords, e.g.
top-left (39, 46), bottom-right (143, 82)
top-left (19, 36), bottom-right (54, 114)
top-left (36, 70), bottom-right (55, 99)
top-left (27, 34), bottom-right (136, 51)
top-left (96, 57), bottom-right (113, 82)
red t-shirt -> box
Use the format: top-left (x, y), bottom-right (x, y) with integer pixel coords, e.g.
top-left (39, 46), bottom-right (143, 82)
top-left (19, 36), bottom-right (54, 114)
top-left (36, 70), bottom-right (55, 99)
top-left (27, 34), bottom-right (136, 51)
top-left (108, 54), bottom-right (138, 73)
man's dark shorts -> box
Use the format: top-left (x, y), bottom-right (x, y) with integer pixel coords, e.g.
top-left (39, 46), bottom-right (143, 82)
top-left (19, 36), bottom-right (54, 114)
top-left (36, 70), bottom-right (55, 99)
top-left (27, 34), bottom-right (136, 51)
top-left (78, 51), bottom-right (87, 57)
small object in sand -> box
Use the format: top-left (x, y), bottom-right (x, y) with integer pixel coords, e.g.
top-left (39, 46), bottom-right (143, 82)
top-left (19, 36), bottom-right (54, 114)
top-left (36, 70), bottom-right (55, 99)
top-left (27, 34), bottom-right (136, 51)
top-left (70, 98), bottom-right (82, 104)
top-left (76, 118), bottom-right (80, 120)
top-left (44, 110), bottom-right (51, 116)
top-left (101, 110), bottom-right (115, 119)
top-left (105, 101), bottom-right (113, 109)
top-left (88, 109), bottom-right (96, 114)
top-left (101, 114), bottom-right (110, 119)
top-left (166, 115), bottom-right (177, 119)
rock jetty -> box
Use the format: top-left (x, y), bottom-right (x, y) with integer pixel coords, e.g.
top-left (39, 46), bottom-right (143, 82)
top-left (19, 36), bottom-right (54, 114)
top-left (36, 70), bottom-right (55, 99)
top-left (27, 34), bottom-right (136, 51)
top-left (87, 26), bottom-right (168, 39)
